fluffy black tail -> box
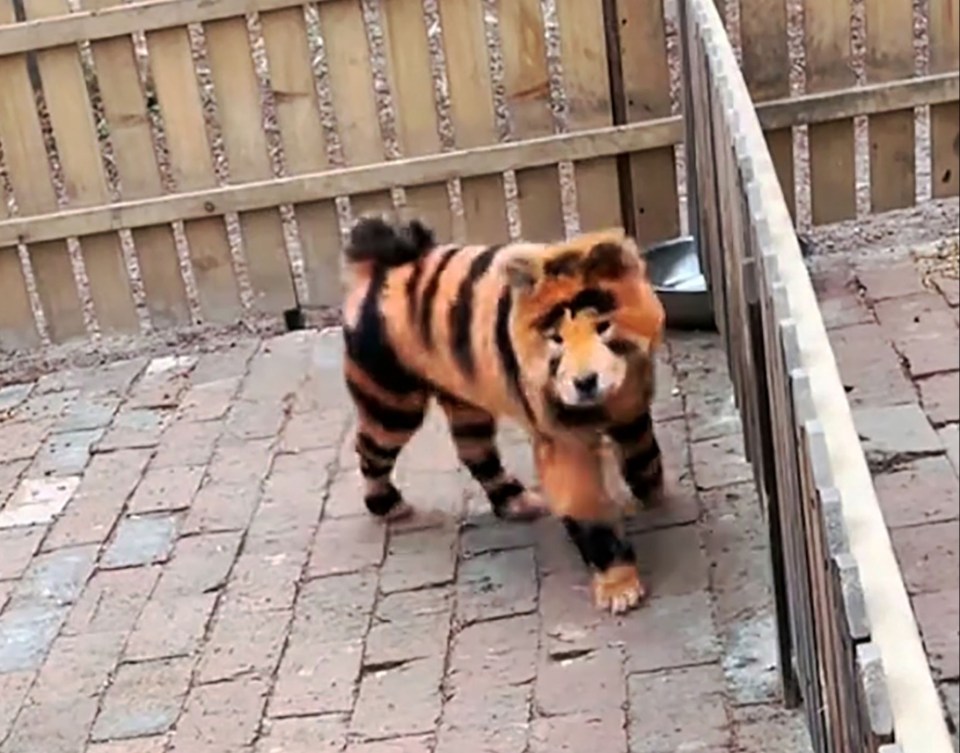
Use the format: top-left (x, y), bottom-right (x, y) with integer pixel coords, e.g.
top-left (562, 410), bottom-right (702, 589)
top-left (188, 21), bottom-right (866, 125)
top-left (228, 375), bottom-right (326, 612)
top-left (345, 215), bottom-right (435, 268)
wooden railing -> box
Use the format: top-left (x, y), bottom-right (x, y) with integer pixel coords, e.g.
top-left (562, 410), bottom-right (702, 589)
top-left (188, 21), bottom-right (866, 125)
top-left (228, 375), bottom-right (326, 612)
top-left (680, 0), bottom-right (955, 752)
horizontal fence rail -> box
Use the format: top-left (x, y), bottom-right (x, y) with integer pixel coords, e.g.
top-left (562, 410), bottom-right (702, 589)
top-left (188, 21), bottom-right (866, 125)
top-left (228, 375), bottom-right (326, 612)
top-left (682, 0), bottom-right (955, 752)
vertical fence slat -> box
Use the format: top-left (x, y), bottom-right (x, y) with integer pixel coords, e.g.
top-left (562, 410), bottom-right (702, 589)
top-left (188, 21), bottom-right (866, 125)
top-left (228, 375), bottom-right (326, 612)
top-left (617, 0), bottom-right (680, 244)
top-left (865, 0), bottom-right (917, 212)
top-left (319, 0), bottom-right (393, 219)
top-left (0, 3), bottom-right (84, 343)
top-left (436, 0), bottom-right (508, 241)
top-left (204, 16), bottom-right (297, 315)
top-left (0, 237), bottom-right (38, 351)
top-left (500, 0), bottom-right (563, 242)
top-left (260, 6), bottom-right (341, 308)
top-left (557, 0), bottom-right (622, 232)
top-left (740, 0), bottom-right (796, 220)
top-left (147, 25), bottom-right (241, 324)
top-left (379, 0), bottom-right (454, 241)
top-left (804, 0), bottom-right (857, 225)
top-left (83, 0), bottom-right (191, 330)
top-left (929, 0), bottom-right (960, 198)
top-left (24, 0), bottom-right (140, 338)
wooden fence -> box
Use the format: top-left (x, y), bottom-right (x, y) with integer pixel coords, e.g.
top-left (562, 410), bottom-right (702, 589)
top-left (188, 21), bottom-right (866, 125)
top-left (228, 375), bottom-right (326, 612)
top-left (681, 0), bottom-right (954, 751)
top-left (0, 0), bottom-right (957, 351)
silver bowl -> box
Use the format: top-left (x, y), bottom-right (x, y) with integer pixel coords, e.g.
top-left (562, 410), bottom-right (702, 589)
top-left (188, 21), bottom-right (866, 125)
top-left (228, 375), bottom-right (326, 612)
top-left (644, 235), bottom-right (716, 331)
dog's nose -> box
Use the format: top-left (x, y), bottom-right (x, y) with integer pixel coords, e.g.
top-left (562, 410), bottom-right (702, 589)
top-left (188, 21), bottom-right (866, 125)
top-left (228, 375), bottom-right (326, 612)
top-left (573, 372), bottom-right (599, 398)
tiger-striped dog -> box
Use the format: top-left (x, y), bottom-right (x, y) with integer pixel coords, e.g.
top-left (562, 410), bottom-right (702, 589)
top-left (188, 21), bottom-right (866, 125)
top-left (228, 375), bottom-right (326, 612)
top-left (341, 215), bottom-right (667, 613)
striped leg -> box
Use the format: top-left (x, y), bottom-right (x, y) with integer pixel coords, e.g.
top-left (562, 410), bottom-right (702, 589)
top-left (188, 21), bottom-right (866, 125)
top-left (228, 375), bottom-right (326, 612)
top-left (534, 435), bottom-right (646, 614)
top-left (345, 373), bottom-right (429, 520)
top-left (607, 411), bottom-right (665, 507)
top-left (437, 395), bottom-right (545, 520)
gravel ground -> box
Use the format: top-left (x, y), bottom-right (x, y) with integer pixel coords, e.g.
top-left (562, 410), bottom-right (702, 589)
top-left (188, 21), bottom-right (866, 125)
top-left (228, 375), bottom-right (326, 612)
top-left (0, 0), bottom-right (957, 382)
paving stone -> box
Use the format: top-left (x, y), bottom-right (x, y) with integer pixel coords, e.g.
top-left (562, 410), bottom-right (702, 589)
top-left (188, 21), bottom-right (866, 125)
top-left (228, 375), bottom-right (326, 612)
top-left (191, 343), bottom-right (258, 384)
top-left (919, 371), bottom-right (960, 425)
top-left (347, 736), bottom-right (435, 753)
top-left (827, 323), bottom-right (916, 407)
top-left (913, 589), bottom-right (960, 680)
top-left (88, 738), bottom-right (171, 753)
top-left (56, 392), bottom-right (121, 432)
top-left (539, 569), bottom-right (720, 673)
top-left (0, 458), bottom-right (29, 504)
top-left (270, 639), bottom-right (363, 717)
top-left (0, 671), bottom-right (34, 742)
top-left (632, 524), bottom-right (710, 598)
top-left (196, 605), bottom-right (290, 683)
top-left (206, 437), bottom-right (275, 487)
top-left (0, 604), bottom-right (68, 672)
top-left (2, 696), bottom-right (99, 753)
top-left (891, 521), bottom-right (959, 595)
top-left (733, 703), bottom-right (815, 753)
top-left (0, 419), bottom-right (51, 466)
top-left (351, 656), bottom-right (445, 739)
top-left (366, 590), bottom-right (451, 668)
top-left (98, 408), bottom-right (171, 451)
top-left (43, 449), bottom-right (152, 548)
top-left (529, 711), bottom-right (627, 753)
top-left (0, 381), bottom-right (33, 413)
top-left (92, 657), bottom-right (193, 740)
top-left (151, 531), bottom-right (243, 598)
top-left (169, 676), bottom-right (267, 753)
top-left (256, 715), bottom-right (348, 753)
top-left (0, 525), bottom-right (46, 578)
top-left (125, 592), bottom-right (218, 661)
top-left (102, 514), bottom-right (179, 569)
top-left (32, 428), bottom-right (103, 476)
top-left (627, 664), bottom-right (730, 752)
top-left (535, 647), bottom-right (625, 716)
top-left (8, 544), bottom-right (98, 609)
top-left (245, 488), bottom-right (324, 556)
top-left (940, 423), bottom-right (960, 475)
top-left (177, 376), bottom-right (242, 422)
top-left (183, 479), bottom-right (262, 534)
top-left (307, 514), bottom-right (386, 578)
top-left (854, 257), bottom-right (926, 301)
top-left (226, 549), bottom-right (306, 613)
top-left (64, 565), bottom-right (160, 635)
top-left (281, 408), bottom-right (349, 453)
top-left (854, 403), bottom-right (944, 470)
top-left (151, 417), bottom-right (222, 468)
top-left (873, 456), bottom-right (960, 528)
top-left (456, 547), bottom-right (538, 625)
top-left (380, 527), bottom-right (458, 594)
top-left (690, 433), bottom-right (754, 490)
top-left (448, 614), bottom-right (539, 690)
top-left (0, 475), bottom-right (80, 529)
top-left (874, 293), bottom-right (960, 378)
top-left (290, 571), bottom-right (378, 644)
top-left (30, 630), bottom-right (125, 703)
top-left (8, 389), bottom-right (79, 424)
top-left (942, 683), bottom-right (960, 741)
top-left (460, 513), bottom-right (538, 557)
top-left (223, 397), bottom-right (288, 442)
top-left (434, 723), bottom-right (528, 753)
top-left (128, 464), bottom-right (206, 514)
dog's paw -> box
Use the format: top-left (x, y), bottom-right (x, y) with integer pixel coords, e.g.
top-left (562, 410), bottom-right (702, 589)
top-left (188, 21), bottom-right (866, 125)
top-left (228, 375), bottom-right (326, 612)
top-left (592, 564), bottom-right (647, 615)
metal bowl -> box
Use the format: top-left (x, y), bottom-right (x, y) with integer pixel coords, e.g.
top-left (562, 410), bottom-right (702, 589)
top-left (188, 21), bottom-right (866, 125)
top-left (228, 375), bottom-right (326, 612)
top-left (644, 235), bottom-right (716, 331)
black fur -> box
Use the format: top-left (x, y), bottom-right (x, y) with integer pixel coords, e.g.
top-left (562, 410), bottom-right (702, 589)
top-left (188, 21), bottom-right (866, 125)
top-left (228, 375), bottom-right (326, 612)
top-left (495, 288), bottom-right (536, 423)
top-left (366, 484), bottom-right (403, 516)
top-left (345, 216), bottom-right (435, 267)
top-left (418, 247), bottom-right (460, 349)
top-left (345, 379), bottom-right (426, 433)
top-left (488, 479), bottom-right (526, 514)
top-left (535, 288), bottom-right (617, 331)
top-left (450, 245), bottom-right (504, 378)
top-left (562, 517), bottom-right (636, 571)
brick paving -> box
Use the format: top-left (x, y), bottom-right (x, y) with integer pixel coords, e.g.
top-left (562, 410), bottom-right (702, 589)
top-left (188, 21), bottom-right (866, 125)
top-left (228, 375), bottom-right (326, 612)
top-left (810, 242), bottom-right (960, 737)
top-left (0, 328), bottom-right (812, 753)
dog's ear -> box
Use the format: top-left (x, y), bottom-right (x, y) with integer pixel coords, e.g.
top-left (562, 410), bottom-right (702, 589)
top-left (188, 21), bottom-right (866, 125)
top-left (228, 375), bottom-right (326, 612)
top-left (504, 253), bottom-right (541, 294)
top-left (583, 232), bottom-right (643, 281)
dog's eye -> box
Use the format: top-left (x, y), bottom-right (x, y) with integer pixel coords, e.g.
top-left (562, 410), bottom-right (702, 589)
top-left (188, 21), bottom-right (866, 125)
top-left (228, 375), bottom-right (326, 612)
top-left (595, 320), bottom-right (611, 335)
top-left (547, 332), bottom-right (563, 344)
